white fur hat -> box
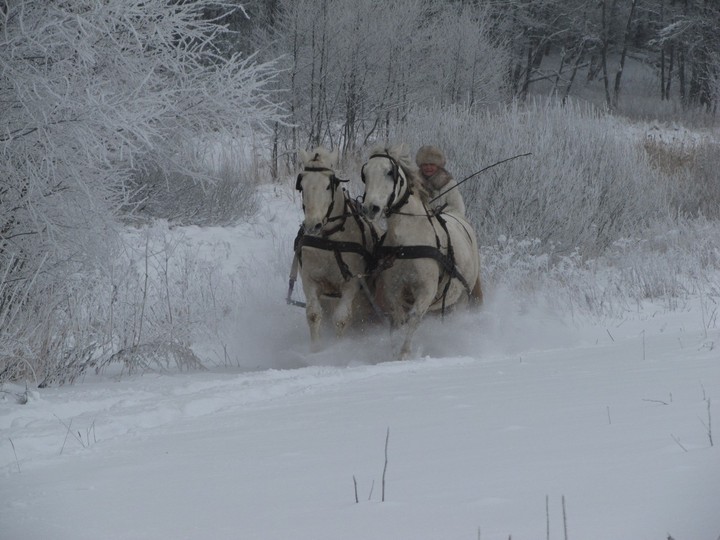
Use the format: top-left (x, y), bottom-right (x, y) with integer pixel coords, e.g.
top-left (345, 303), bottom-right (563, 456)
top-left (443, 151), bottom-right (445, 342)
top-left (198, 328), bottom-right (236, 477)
top-left (415, 145), bottom-right (446, 167)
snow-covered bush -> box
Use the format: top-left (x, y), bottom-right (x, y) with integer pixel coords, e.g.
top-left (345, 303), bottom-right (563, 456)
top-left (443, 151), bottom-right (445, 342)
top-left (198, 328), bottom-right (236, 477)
top-left (0, 0), bottom-right (281, 385)
top-left (392, 100), bottom-right (673, 256)
top-left (385, 100), bottom-right (720, 317)
top-left (129, 143), bottom-right (262, 226)
top-left (94, 223), bottom-right (243, 378)
top-left (644, 139), bottom-right (720, 220)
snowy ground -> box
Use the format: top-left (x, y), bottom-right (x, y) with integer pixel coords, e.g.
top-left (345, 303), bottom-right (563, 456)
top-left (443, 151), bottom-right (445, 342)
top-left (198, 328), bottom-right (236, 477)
top-left (2, 186), bottom-right (719, 540)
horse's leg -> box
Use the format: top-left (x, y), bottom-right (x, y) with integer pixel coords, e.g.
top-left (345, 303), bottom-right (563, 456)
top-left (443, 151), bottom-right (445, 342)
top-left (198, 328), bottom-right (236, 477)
top-left (333, 280), bottom-right (360, 338)
top-left (304, 284), bottom-right (323, 352)
top-left (399, 304), bottom-right (430, 360)
top-left (398, 283), bottom-right (434, 359)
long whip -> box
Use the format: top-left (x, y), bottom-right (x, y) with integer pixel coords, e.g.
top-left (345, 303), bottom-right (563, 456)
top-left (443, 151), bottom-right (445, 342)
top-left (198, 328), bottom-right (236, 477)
top-left (429, 152), bottom-right (532, 204)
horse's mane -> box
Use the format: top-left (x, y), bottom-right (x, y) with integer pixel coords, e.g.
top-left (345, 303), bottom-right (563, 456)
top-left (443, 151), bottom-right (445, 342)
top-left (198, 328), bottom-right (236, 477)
top-left (369, 143), bottom-right (430, 202)
top-left (301, 146), bottom-right (337, 169)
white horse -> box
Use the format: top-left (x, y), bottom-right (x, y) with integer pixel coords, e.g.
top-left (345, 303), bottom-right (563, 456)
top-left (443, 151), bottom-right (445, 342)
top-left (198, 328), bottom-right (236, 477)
top-left (361, 144), bottom-right (483, 358)
top-left (292, 147), bottom-right (380, 350)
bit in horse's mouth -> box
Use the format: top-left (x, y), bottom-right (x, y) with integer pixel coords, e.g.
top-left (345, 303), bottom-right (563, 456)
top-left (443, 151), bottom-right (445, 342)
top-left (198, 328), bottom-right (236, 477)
top-left (362, 205), bottom-right (381, 221)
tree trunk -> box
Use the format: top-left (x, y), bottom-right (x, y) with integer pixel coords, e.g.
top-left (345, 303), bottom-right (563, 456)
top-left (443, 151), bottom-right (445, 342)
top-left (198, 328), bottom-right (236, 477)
top-left (271, 122), bottom-right (278, 182)
top-left (563, 41), bottom-right (587, 104)
top-left (520, 38), bottom-right (534, 100)
top-left (679, 46), bottom-right (686, 106)
top-left (600, 0), bottom-right (612, 109)
top-left (551, 48), bottom-right (567, 98)
top-left (660, 48), bottom-right (666, 100)
top-left (612, 0), bottom-right (638, 108)
top-left (665, 44), bottom-right (674, 100)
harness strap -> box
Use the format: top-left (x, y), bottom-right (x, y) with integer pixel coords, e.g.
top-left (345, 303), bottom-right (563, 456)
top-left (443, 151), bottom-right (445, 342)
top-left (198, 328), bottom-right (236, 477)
top-left (373, 243), bottom-right (472, 317)
top-left (432, 211), bottom-right (455, 314)
top-left (286, 252), bottom-right (306, 307)
top-left (333, 250), bottom-right (352, 281)
top-left (287, 229), bottom-right (305, 306)
top-left (347, 196), bottom-right (380, 250)
top-left (298, 235), bottom-right (374, 265)
top-left (288, 190), bottom-right (380, 306)
top-left (294, 232), bottom-right (374, 287)
top-left (374, 245), bottom-right (471, 292)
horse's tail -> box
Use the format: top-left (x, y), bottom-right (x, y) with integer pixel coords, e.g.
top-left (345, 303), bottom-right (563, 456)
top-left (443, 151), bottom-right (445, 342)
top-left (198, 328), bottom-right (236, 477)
top-left (470, 275), bottom-right (484, 308)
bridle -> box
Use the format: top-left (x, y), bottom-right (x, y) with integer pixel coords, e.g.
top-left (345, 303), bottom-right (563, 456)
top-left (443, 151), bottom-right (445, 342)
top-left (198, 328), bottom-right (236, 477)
top-left (296, 165), bottom-right (349, 233)
top-left (361, 153), bottom-right (412, 216)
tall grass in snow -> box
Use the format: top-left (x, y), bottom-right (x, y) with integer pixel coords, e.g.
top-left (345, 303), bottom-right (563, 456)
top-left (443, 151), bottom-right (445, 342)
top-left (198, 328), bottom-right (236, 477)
top-left (483, 219), bottom-right (720, 319)
top-left (0, 149), bottom-right (258, 386)
top-left (393, 100), bottom-right (673, 257)
top-left (128, 139), bottom-right (261, 226)
top-left (389, 100), bottom-right (720, 317)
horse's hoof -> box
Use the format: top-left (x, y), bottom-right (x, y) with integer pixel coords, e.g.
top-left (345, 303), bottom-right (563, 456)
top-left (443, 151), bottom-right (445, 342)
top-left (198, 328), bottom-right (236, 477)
top-left (334, 322), bottom-right (348, 338)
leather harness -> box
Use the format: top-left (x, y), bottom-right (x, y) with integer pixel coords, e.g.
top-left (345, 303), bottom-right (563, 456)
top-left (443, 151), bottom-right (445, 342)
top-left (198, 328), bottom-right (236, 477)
top-left (363, 154), bottom-right (473, 313)
top-left (289, 156), bottom-right (473, 315)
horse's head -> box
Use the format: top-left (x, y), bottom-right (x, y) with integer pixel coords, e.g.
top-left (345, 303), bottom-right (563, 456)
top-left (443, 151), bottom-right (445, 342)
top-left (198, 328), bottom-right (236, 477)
top-left (361, 144), bottom-right (416, 221)
top-left (296, 147), bottom-right (344, 235)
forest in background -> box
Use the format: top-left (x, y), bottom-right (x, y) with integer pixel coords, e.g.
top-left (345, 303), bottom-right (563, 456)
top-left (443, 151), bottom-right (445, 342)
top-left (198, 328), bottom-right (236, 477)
top-left (1, 0), bottom-right (719, 385)
top-left (223, 0), bottom-right (720, 160)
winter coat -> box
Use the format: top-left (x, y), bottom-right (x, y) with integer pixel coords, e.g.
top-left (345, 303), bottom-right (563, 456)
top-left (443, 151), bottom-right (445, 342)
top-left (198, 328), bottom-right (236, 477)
top-left (421, 168), bottom-right (466, 217)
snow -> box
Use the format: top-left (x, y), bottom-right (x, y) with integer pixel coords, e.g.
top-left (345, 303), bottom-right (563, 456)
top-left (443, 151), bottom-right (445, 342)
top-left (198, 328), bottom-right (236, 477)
top-left (2, 186), bottom-right (720, 540)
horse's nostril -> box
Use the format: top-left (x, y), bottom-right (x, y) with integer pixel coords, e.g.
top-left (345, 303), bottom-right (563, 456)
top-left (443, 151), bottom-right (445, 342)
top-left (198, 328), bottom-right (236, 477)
top-left (303, 222), bottom-right (323, 234)
top-left (371, 205), bottom-right (381, 215)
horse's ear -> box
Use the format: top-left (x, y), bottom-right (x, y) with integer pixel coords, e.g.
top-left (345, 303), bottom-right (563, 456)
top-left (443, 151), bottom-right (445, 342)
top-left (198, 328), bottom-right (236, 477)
top-left (298, 148), bottom-right (309, 166)
top-left (295, 173), bottom-right (303, 192)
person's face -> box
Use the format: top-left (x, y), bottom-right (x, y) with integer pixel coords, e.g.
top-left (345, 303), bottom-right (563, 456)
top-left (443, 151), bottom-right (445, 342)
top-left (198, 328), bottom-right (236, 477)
top-left (421, 163), bottom-right (439, 177)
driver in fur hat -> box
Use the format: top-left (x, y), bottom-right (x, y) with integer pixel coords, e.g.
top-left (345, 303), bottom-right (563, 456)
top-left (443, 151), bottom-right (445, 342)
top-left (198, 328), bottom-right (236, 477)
top-left (415, 145), bottom-right (466, 217)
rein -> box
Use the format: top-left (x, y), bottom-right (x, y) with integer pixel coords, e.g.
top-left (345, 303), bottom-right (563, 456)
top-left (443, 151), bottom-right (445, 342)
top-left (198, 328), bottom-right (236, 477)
top-left (429, 152), bottom-right (533, 205)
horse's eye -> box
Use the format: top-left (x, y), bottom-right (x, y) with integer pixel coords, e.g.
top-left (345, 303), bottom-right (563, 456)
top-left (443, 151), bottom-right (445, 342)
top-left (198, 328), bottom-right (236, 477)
top-left (386, 170), bottom-right (393, 177)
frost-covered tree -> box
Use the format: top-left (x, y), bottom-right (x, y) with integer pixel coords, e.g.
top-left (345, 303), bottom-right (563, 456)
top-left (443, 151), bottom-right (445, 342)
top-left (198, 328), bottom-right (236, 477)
top-left (0, 0), bottom-right (282, 384)
top-left (650, 0), bottom-right (720, 109)
top-left (261, 0), bottom-right (508, 155)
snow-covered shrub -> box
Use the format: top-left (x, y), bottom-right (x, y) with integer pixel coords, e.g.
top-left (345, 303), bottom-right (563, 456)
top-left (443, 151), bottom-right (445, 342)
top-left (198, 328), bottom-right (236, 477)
top-left (480, 218), bottom-right (720, 321)
top-left (392, 100), bottom-right (673, 256)
top-left (92, 224), bottom-right (241, 378)
top-left (0, 0), bottom-right (281, 385)
top-left (644, 139), bottom-right (720, 220)
top-left (388, 100), bottom-right (720, 315)
top-left (129, 143), bottom-right (262, 226)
